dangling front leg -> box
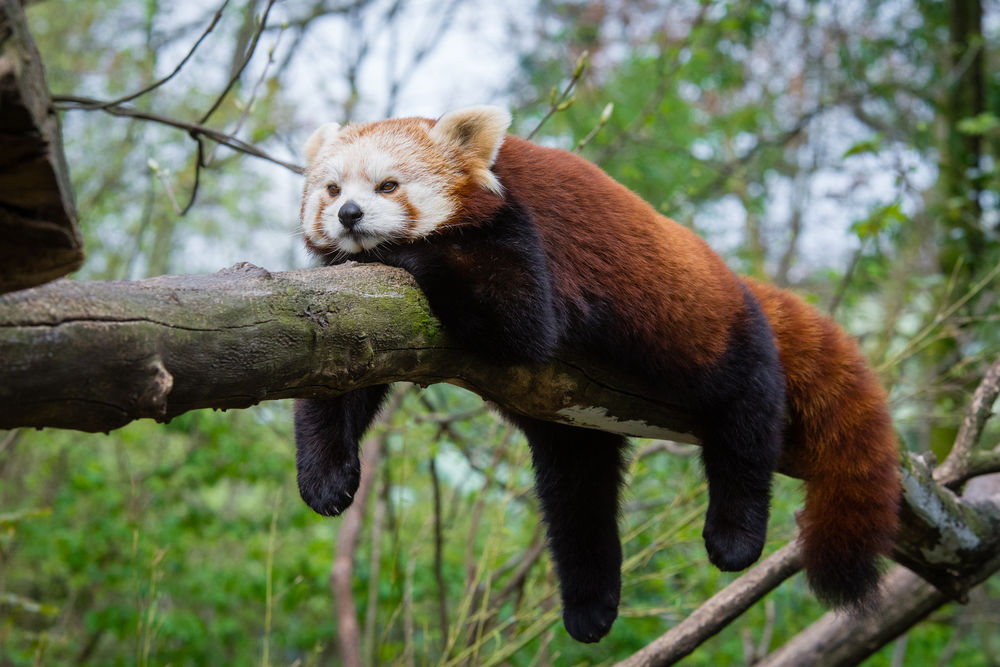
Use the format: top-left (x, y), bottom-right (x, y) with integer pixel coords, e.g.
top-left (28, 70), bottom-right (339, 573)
top-left (507, 414), bottom-right (629, 643)
top-left (294, 385), bottom-right (391, 516)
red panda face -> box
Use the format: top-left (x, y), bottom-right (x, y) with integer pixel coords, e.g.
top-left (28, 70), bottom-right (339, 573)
top-left (301, 106), bottom-right (511, 258)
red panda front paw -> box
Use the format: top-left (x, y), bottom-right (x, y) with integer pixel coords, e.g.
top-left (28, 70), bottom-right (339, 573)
top-left (562, 597), bottom-right (618, 643)
top-left (296, 463), bottom-right (360, 517)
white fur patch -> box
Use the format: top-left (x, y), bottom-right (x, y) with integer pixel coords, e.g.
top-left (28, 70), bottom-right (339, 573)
top-left (301, 127), bottom-right (460, 253)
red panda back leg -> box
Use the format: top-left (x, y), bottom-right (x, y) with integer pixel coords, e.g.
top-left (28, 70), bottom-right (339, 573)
top-left (694, 288), bottom-right (786, 571)
top-left (506, 413), bottom-right (628, 643)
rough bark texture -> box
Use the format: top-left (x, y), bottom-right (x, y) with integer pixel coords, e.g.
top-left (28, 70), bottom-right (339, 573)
top-left (0, 262), bottom-right (697, 440)
top-left (0, 0), bottom-right (84, 294)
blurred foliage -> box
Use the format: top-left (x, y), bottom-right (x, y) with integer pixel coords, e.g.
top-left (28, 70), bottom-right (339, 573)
top-left (3, 0), bottom-right (1000, 665)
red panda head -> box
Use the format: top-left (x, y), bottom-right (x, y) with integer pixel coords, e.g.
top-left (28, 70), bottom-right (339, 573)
top-left (300, 106), bottom-right (512, 257)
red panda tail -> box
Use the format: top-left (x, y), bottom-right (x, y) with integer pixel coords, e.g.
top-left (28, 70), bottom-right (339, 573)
top-left (743, 278), bottom-right (901, 609)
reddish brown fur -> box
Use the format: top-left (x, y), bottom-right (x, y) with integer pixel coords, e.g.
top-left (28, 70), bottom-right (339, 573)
top-left (745, 278), bottom-right (900, 603)
top-left (490, 136), bottom-right (744, 367)
top-left (476, 136), bottom-right (900, 604)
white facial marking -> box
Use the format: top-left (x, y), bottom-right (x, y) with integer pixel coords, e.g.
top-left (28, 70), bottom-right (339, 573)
top-left (302, 129), bottom-right (459, 254)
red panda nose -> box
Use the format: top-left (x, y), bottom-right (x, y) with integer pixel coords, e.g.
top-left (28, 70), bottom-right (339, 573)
top-left (338, 201), bottom-right (364, 230)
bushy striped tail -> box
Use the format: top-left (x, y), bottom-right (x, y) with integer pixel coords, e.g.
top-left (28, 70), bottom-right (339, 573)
top-left (744, 278), bottom-right (901, 609)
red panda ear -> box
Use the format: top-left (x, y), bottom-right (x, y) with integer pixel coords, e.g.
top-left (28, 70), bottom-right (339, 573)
top-left (303, 122), bottom-right (342, 166)
top-left (430, 106), bottom-right (512, 193)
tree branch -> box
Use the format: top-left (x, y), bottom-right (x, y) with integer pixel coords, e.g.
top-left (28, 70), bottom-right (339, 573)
top-left (934, 357), bottom-right (1000, 488)
top-left (66, 1), bottom-right (230, 111)
top-left (0, 262), bottom-right (697, 440)
top-left (0, 0), bottom-right (83, 293)
top-left (613, 541), bottom-right (803, 667)
top-left (758, 469), bottom-right (1000, 667)
top-left (199, 0), bottom-right (277, 125)
top-left (52, 95), bottom-right (304, 174)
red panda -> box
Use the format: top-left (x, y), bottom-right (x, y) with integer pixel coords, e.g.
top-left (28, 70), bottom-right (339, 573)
top-left (295, 106), bottom-right (901, 643)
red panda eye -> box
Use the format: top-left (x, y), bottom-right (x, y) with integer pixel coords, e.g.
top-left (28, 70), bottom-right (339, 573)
top-left (327, 183), bottom-right (340, 197)
top-left (378, 180), bottom-right (398, 193)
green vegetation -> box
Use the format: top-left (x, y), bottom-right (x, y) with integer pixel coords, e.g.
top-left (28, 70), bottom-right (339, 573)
top-left (2, 0), bottom-right (999, 664)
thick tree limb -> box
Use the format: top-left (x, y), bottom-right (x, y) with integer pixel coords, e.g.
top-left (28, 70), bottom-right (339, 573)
top-left (0, 262), bottom-right (697, 441)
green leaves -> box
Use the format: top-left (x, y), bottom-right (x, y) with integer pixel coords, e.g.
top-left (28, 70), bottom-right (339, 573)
top-left (842, 135), bottom-right (884, 158)
top-left (956, 112), bottom-right (1000, 136)
top-left (851, 201), bottom-right (907, 241)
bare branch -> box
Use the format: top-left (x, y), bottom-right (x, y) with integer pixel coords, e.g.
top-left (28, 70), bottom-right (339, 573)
top-left (52, 95), bottom-right (304, 174)
top-left (430, 455), bottom-right (450, 651)
top-left (65, 1), bottom-right (230, 111)
top-left (200, 0), bottom-right (278, 125)
top-left (613, 541), bottom-right (802, 667)
top-left (934, 358), bottom-right (1000, 488)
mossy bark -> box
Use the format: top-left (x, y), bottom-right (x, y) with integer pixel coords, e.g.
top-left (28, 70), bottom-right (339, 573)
top-left (0, 262), bottom-right (696, 438)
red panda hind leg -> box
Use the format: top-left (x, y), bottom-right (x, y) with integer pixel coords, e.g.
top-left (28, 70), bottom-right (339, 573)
top-left (506, 413), bottom-right (629, 643)
top-left (694, 285), bottom-right (786, 573)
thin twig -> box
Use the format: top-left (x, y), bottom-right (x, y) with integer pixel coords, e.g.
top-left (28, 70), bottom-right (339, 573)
top-left (66, 1), bottom-right (230, 111)
top-left (934, 357), bottom-right (1000, 488)
top-left (200, 0), bottom-right (278, 125)
top-left (827, 240), bottom-right (869, 317)
top-left (53, 95), bottom-right (304, 174)
top-left (0, 429), bottom-right (21, 458)
top-left (463, 424), bottom-right (512, 593)
top-left (878, 260), bottom-right (1000, 372)
top-left (574, 102), bottom-right (614, 153)
top-left (261, 489), bottom-right (281, 667)
top-left (179, 138), bottom-right (206, 216)
top-left (592, 4), bottom-right (710, 164)
top-left (384, 0), bottom-right (463, 117)
top-left (205, 16), bottom-right (286, 165)
top-left (430, 455), bottom-right (450, 651)
top-left (526, 51), bottom-right (589, 141)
